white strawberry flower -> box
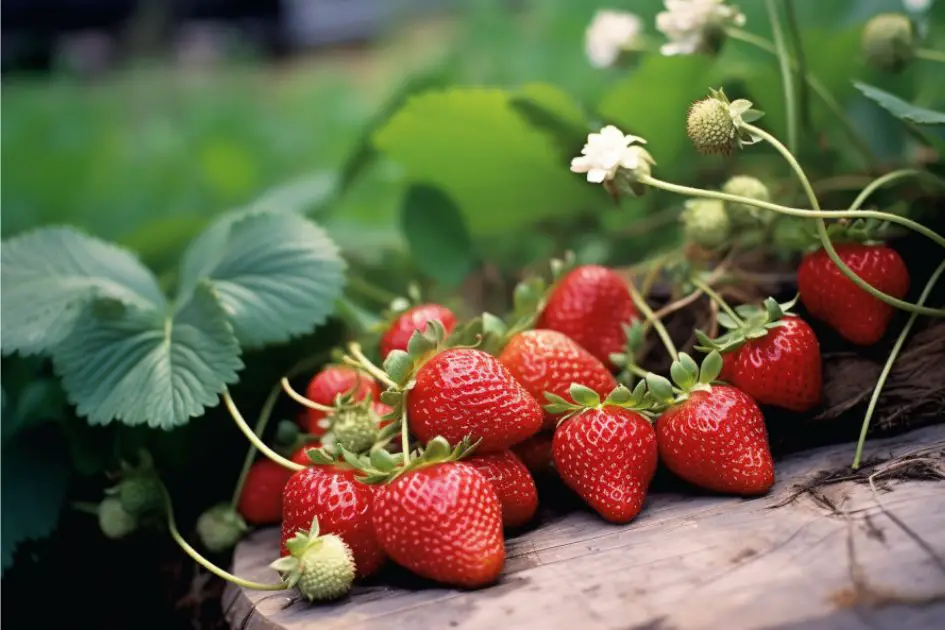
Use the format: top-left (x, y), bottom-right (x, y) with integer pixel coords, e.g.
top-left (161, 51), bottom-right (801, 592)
top-left (585, 10), bottom-right (644, 68)
top-left (656, 0), bottom-right (746, 56)
top-left (570, 125), bottom-right (649, 184)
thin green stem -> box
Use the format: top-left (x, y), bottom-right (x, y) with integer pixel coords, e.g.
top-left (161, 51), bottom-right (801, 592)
top-left (638, 175), bottom-right (945, 249)
top-left (766, 0), bottom-right (798, 154)
top-left (280, 377), bottom-right (335, 414)
top-left (690, 276), bottom-right (745, 327)
top-left (72, 501), bottom-right (100, 516)
top-left (915, 48), bottom-right (945, 64)
top-left (726, 28), bottom-right (880, 169)
top-left (223, 390), bottom-right (305, 473)
top-left (162, 484), bottom-right (286, 591)
top-left (345, 275), bottom-right (399, 305)
top-left (345, 343), bottom-right (398, 389)
top-left (847, 169), bottom-right (945, 211)
top-left (628, 283), bottom-right (678, 361)
top-left (783, 0), bottom-right (811, 133)
top-left (741, 123), bottom-right (945, 318)
top-left (852, 260), bottom-right (945, 469)
top-left (399, 402), bottom-right (411, 466)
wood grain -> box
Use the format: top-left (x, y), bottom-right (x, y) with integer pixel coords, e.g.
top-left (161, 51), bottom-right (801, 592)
top-left (225, 425), bottom-right (945, 630)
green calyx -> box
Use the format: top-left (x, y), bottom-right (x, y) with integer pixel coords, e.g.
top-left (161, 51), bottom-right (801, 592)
top-left (269, 518), bottom-right (355, 602)
top-left (341, 435), bottom-right (477, 485)
top-left (98, 497), bottom-right (139, 540)
top-left (803, 216), bottom-right (891, 249)
top-left (694, 295), bottom-right (798, 354)
top-left (644, 350), bottom-right (724, 409)
top-left (543, 381), bottom-right (656, 423)
top-left (196, 503), bottom-right (249, 553)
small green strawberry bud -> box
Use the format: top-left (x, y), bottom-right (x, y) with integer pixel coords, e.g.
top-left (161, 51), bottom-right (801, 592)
top-left (98, 497), bottom-right (138, 539)
top-left (682, 199), bottom-right (731, 249)
top-left (329, 408), bottom-right (379, 453)
top-left (270, 518), bottom-right (355, 602)
top-left (196, 503), bottom-right (248, 553)
top-left (722, 176), bottom-right (772, 229)
top-left (862, 13), bottom-right (914, 73)
top-left (686, 98), bottom-right (736, 155)
top-left (117, 474), bottom-right (164, 517)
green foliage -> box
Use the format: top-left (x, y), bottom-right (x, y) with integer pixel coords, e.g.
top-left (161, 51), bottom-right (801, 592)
top-left (401, 186), bottom-right (476, 287)
top-left (853, 81), bottom-right (945, 125)
top-left (373, 87), bottom-right (599, 235)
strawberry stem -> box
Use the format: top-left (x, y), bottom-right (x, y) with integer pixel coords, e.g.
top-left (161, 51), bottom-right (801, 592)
top-left (161, 482), bottom-right (287, 592)
top-left (281, 377), bottom-right (335, 414)
top-left (346, 274), bottom-right (400, 306)
top-left (690, 276), bottom-right (745, 328)
top-left (345, 343), bottom-right (399, 389)
top-left (223, 390), bottom-right (305, 473)
top-left (739, 122), bottom-right (945, 319)
top-left (628, 282), bottom-right (679, 361)
top-left (847, 169), bottom-right (945, 213)
top-left (399, 401), bottom-right (411, 466)
top-left (852, 259), bottom-right (945, 469)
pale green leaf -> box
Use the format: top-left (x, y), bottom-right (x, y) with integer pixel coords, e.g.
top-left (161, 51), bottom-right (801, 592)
top-left (52, 283), bottom-right (242, 429)
top-left (1, 228), bottom-right (164, 356)
top-left (853, 81), bottom-right (945, 125)
top-left (178, 211), bottom-right (346, 349)
top-left (374, 87), bottom-right (596, 235)
top-left (401, 185), bottom-right (476, 287)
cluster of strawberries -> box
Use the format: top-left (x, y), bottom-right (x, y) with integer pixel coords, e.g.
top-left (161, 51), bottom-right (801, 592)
top-left (236, 241), bottom-right (909, 592)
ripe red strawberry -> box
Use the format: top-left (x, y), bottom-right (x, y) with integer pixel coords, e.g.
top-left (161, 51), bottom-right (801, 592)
top-left (656, 385), bottom-right (774, 495)
top-left (553, 407), bottom-right (657, 523)
top-left (301, 366), bottom-right (380, 435)
top-left (537, 265), bottom-right (636, 367)
top-left (724, 315), bottom-right (821, 412)
top-left (281, 465), bottom-right (384, 578)
top-left (408, 348), bottom-right (542, 452)
top-left (237, 459), bottom-right (293, 525)
top-left (797, 243), bottom-right (909, 346)
top-left (719, 351), bottom-right (736, 382)
top-left (511, 432), bottom-right (555, 476)
top-left (499, 329), bottom-right (617, 431)
top-left (372, 462), bottom-right (504, 587)
top-left (381, 303), bottom-right (457, 359)
top-left (290, 444), bottom-right (321, 467)
top-left (466, 451), bottom-right (538, 528)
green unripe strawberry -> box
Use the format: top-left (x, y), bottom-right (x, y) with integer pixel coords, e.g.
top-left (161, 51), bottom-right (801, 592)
top-left (686, 98), bottom-right (737, 155)
top-left (98, 497), bottom-right (138, 539)
top-left (269, 518), bottom-right (355, 602)
top-left (682, 198), bottom-right (731, 249)
top-left (862, 13), bottom-right (914, 73)
top-left (722, 176), bottom-right (772, 229)
top-left (328, 407), bottom-right (379, 453)
top-left (196, 503), bottom-right (249, 553)
top-left (117, 474), bottom-right (164, 517)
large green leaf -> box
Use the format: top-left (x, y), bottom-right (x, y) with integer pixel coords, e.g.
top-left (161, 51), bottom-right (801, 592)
top-left (401, 185), bottom-right (477, 287)
top-left (510, 82), bottom-right (590, 160)
top-left (598, 55), bottom-right (717, 179)
top-left (374, 87), bottom-right (596, 235)
top-left (2, 426), bottom-right (71, 573)
top-left (1, 228), bottom-right (164, 356)
top-left (177, 211), bottom-right (346, 349)
top-left (853, 81), bottom-right (945, 125)
top-left (52, 283), bottom-right (242, 429)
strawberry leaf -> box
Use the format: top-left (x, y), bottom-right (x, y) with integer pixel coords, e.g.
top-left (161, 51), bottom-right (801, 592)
top-left (178, 210), bottom-right (345, 349)
top-left (401, 185), bottom-right (476, 287)
top-left (52, 283), bottom-right (242, 429)
top-left (1, 228), bottom-right (165, 357)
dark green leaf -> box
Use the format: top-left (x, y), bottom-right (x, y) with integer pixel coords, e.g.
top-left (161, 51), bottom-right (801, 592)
top-left (1, 228), bottom-right (164, 356)
top-left (401, 185), bottom-right (476, 287)
top-left (853, 81), bottom-right (945, 125)
top-left (510, 82), bottom-right (590, 160)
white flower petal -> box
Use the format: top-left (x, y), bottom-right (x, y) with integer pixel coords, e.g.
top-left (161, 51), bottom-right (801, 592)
top-left (587, 169), bottom-right (608, 183)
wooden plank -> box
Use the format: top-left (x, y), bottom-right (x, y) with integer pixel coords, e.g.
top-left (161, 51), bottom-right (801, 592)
top-left (225, 425), bottom-right (945, 630)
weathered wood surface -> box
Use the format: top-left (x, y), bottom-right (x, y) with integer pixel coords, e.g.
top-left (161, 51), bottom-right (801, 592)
top-left (225, 425), bottom-right (945, 630)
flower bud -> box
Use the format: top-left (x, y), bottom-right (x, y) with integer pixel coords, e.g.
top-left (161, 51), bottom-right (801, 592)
top-left (722, 176), bottom-right (772, 228)
top-left (682, 199), bottom-right (731, 249)
top-left (862, 13), bottom-right (914, 73)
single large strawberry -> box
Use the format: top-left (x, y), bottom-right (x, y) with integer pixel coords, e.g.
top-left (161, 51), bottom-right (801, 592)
top-left (537, 265), bottom-right (636, 367)
top-left (281, 462), bottom-right (384, 578)
top-left (724, 315), bottom-right (821, 412)
top-left (301, 366), bottom-right (380, 436)
top-left (408, 348), bottom-right (542, 452)
top-left (237, 459), bottom-right (293, 525)
top-left (381, 303), bottom-right (457, 359)
top-left (657, 385), bottom-right (774, 495)
top-left (798, 243), bottom-right (909, 346)
top-left (372, 461), bottom-right (504, 587)
top-left (466, 450), bottom-right (538, 528)
top-left (499, 329), bottom-right (617, 431)
top-left (550, 389), bottom-right (658, 524)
